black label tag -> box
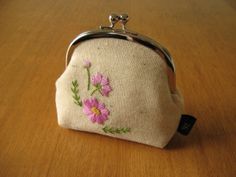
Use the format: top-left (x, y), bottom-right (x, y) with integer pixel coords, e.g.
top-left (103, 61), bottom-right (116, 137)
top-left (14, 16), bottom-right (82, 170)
top-left (177, 115), bottom-right (196, 135)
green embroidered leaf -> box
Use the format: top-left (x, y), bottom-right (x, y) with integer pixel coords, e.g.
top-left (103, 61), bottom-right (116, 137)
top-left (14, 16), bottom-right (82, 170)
top-left (102, 126), bottom-right (131, 134)
top-left (71, 80), bottom-right (82, 107)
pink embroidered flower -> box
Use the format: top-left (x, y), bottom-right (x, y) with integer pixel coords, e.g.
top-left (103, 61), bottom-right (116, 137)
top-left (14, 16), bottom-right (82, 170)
top-left (83, 60), bottom-right (91, 68)
top-left (91, 73), bottom-right (112, 96)
top-left (83, 98), bottom-right (109, 124)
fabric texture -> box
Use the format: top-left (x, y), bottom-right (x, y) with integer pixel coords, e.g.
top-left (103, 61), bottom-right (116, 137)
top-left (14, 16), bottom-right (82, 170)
top-left (55, 38), bottom-right (184, 148)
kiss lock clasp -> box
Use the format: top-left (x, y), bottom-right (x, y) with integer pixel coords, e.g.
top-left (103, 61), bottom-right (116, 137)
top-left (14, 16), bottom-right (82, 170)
top-left (100, 13), bottom-right (129, 31)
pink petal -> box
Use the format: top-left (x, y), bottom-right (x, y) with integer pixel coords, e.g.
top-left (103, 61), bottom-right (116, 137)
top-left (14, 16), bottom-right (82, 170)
top-left (91, 73), bottom-right (102, 85)
top-left (101, 114), bottom-right (108, 122)
top-left (102, 85), bottom-right (112, 96)
top-left (90, 115), bottom-right (97, 123)
top-left (83, 99), bottom-right (92, 108)
top-left (97, 114), bottom-right (108, 124)
top-left (96, 116), bottom-right (104, 124)
top-left (97, 102), bottom-right (105, 110)
top-left (90, 98), bottom-right (99, 107)
top-left (93, 114), bottom-right (100, 123)
top-left (101, 108), bottom-right (109, 116)
top-left (83, 106), bottom-right (91, 115)
top-left (101, 76), bottom-right (109, 86)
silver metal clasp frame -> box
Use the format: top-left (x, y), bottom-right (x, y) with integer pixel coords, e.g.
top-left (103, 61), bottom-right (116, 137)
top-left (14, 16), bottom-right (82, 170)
top-left (100, 14), bottom-right (129, 31)
top-left (65, 14), bottom-right (177, 92)
top-left (66, 14), bottom-right (175, 70)
top-left (66, 14), bottom-right (175, 72)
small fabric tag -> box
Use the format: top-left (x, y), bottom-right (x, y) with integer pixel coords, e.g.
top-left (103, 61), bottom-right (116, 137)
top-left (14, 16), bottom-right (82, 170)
top-left (177, 115), bottom-right (196, 135)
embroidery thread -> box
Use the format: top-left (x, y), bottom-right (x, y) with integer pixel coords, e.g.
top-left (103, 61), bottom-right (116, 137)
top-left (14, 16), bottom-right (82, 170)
top-left (83, 60), bottom-right (91, 91)
top-left (102, 126), bottom-right (131, 134)
top-left (71, 80), bottom-right (82, 107)
top-left (91, 73), bottom-right (112, 97)
top-left (83, 98), bottom-right (109, 124)
top-left (71, 60), bottom-right (130, 133)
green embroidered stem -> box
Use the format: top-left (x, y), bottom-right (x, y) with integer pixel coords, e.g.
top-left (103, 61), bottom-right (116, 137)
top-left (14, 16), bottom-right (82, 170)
top-left (86, 68), bottom-right (91, 90)
top-left (91, 87), bottom-right (98, 96)
top-left (90, 85), bottom-right (102, 96)
top-left (102, 126), bottom-right (131, 134)
top-left (71, 80), bottom-right (82, 107)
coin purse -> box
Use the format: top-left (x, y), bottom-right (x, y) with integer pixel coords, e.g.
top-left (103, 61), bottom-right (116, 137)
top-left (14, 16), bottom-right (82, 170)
top-left (55, 14), bottom-right (196, 148)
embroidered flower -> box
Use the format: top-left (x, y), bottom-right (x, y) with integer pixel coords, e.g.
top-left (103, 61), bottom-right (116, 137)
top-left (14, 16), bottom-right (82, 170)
top-left (91, 73), bottom-right (112, 96)
top-left (71, 60), bottom-right (130, 133)
top-left (83, 98), bottom-right (109, 124)
top-left (83, 60), bottom-right (91, 68)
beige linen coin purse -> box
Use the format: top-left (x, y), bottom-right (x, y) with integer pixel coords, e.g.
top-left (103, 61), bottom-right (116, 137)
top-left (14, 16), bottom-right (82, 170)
top-left (55, 14), bottom-right (196, 148)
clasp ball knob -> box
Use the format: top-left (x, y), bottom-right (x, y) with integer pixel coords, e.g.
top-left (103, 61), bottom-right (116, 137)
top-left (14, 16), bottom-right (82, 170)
top-left (119, 14), bottom-right (129, 30)
top-left (109, 14), bottom-right (119, 28)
